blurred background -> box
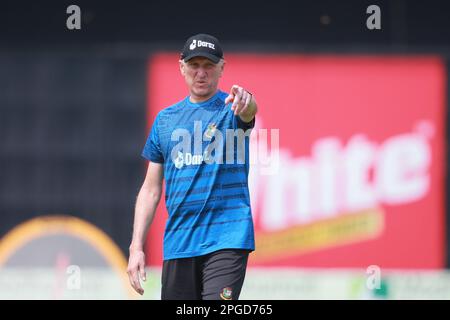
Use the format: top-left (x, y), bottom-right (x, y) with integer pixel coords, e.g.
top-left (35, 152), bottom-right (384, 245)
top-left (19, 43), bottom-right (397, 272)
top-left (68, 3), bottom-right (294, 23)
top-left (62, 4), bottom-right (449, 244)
top-left (0, 0), bottom-right (450, 299)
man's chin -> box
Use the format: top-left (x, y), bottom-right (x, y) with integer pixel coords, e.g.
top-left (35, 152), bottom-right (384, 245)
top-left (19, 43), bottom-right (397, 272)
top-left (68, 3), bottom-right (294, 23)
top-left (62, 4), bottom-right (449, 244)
top-left (193, 88), bottom-right (213, 97)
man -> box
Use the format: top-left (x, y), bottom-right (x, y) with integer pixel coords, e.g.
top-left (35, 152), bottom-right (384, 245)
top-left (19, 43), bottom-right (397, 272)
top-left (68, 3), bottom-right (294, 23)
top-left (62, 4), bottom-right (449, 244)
top-left (127, 34), bottom-right (258, 300)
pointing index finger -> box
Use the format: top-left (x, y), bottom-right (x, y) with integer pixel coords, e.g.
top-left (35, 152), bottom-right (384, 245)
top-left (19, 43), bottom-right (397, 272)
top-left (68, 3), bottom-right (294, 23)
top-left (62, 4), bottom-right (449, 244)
top-left (224, 93), bottom-right (234, 105)
top-left (225, 85), bottom-right (241, 105)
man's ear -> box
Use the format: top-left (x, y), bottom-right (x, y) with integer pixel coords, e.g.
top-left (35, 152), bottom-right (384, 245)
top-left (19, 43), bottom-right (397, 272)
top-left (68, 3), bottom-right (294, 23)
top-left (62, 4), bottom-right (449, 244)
top-left (179, 60), bottom-right (185, 76)
top-left (219, 59), bottom-right (225, 78)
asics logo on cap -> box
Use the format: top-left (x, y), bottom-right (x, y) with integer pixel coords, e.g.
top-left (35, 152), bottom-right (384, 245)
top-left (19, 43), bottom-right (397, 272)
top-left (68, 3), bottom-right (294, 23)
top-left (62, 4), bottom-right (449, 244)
top-left (189, 39), bottom-right (215, 51)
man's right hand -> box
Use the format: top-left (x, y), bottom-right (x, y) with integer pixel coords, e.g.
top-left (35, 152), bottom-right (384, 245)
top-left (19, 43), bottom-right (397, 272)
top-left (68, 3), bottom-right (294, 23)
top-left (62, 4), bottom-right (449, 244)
top-left (127, 248), bottom-right (147, 295)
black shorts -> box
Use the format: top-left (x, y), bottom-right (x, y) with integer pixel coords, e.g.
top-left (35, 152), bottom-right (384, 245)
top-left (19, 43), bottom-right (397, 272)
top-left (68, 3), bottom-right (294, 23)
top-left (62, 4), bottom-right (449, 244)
top-left (161, 249), bottom-right (250, 300)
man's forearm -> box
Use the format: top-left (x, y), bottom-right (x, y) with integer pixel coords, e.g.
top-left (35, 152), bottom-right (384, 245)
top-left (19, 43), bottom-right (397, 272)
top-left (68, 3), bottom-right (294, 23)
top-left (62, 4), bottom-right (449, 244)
top-left (129, 186), bottom-right (161, 251)
top-left (239, 96), bottom-right (258, 123)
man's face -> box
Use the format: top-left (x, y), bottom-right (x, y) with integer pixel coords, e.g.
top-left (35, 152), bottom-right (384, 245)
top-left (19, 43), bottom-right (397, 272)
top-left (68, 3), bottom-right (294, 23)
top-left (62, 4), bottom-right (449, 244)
top-left (180, 56), bottom-right (224, 100)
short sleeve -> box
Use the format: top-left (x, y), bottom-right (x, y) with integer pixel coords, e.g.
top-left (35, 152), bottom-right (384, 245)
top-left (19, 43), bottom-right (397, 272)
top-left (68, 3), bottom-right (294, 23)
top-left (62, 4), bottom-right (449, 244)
top-left (142, 114), bottom-right (164, 163)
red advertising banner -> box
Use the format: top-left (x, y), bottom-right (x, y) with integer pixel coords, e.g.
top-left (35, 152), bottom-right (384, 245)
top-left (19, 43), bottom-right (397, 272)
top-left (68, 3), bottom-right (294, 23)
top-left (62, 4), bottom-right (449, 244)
top-left (146, 54), bottom-right (446, 269)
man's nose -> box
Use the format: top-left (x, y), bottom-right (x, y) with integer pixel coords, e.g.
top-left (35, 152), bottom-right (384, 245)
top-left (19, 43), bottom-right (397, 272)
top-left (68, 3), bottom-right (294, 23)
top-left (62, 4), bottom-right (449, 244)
top-left (197, 68), bottom-right (207, 77)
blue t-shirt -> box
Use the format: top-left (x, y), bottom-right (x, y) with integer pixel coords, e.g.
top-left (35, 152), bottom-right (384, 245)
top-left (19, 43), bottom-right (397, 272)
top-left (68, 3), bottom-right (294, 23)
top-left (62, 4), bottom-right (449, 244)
top-left (142, 90), bottom-right (255, 260)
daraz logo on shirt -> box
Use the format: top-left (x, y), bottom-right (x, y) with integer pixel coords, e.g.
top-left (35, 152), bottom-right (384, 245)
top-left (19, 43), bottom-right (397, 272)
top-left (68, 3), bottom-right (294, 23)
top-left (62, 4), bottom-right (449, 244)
top-left (173, 151), bottom-right (211, 169)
